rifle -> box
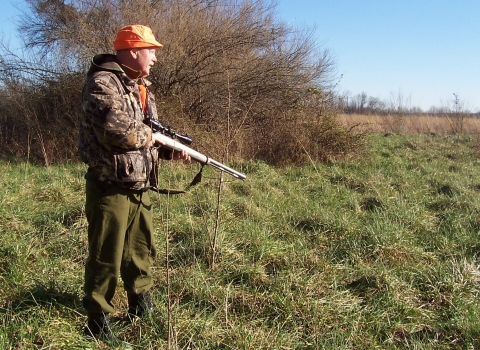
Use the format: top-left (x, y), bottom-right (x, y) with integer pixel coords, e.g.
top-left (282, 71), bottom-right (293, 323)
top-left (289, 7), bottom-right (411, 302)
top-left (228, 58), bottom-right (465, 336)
top-left (145, 118), bottom-right (246, 181)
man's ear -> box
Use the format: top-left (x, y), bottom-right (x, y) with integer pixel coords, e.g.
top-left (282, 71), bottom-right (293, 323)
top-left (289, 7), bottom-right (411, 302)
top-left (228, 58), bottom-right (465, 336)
top-left (130, 49), bottom-right (138, 58)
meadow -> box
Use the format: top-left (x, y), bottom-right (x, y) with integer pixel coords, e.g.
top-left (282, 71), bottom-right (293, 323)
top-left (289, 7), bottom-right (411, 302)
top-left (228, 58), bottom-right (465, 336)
top-left (1, 131), bottom-right (480, 349)
top-left (338, 113), bottom-right (480, 135)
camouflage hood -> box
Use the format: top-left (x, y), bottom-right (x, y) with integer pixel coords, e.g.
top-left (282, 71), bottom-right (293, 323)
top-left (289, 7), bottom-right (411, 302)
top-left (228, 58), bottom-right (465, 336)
top-left (87, 54), bottom-right (124, 77)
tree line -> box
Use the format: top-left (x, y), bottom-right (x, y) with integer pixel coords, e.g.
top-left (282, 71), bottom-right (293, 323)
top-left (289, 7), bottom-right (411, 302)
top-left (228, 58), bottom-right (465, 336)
top-left (336, 90), bottom-right (478, 116)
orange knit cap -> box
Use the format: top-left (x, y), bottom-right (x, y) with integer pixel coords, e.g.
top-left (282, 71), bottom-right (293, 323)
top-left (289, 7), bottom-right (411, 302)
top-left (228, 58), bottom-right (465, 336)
top-left (113, 25), bottom-right (163, 51)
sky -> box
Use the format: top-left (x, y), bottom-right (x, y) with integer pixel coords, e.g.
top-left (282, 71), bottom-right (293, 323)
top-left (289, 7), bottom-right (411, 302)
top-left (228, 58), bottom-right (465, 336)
top-left (276, 0), bottom-right (479, 112)
top-left (0, 0), bottom-right (478, 112)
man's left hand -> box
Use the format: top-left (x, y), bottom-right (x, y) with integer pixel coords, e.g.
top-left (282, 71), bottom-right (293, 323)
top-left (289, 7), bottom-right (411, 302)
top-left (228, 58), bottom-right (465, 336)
top-left (172, 150), bottom-right (191, 162)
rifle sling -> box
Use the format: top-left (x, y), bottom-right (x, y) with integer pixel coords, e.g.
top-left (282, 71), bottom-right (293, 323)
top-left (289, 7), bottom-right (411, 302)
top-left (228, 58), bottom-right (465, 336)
top-left (144, 164), bottom-right (205, 195)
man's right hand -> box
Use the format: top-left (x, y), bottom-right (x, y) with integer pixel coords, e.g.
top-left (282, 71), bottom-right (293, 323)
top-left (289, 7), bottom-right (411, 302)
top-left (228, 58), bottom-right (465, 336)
top-left (148, 132), bottom-right (166, 148)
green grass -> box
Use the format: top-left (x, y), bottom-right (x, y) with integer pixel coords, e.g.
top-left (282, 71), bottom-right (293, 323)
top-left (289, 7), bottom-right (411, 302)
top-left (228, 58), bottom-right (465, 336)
top-left (1, 134), bottom-right (480, 349)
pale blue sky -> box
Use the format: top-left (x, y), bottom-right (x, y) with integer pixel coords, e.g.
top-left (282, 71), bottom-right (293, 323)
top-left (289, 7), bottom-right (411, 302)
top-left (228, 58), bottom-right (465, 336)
top-left (1, 0), bottom-right (478, 111)
top-left (276, 0), bottom-right (479, 111)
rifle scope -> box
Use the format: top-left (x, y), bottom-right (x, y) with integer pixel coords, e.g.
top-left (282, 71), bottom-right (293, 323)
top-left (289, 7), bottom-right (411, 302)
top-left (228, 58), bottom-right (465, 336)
top-left (145, 118), bottom-right (193, 145)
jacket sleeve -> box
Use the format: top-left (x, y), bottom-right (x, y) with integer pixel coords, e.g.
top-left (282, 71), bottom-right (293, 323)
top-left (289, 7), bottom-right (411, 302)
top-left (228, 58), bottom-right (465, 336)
top-left (82, 73), bottom-right (152, 150)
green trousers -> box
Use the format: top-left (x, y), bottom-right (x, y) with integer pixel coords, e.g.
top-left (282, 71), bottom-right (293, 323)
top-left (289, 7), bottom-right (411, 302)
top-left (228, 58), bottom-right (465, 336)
top-left (83, 180), bottom-right (157, 314)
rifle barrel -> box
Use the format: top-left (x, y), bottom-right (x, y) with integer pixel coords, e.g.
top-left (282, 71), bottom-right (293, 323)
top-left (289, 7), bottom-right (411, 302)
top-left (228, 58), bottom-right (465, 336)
top-left (155, 133), bottom-right (246, 181)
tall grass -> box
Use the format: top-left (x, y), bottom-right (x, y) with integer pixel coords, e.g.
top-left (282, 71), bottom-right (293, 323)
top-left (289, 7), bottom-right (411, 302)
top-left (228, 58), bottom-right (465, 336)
top-left (338, 113), bottom-right (480, 135)
top-left (1, 134), bottom-right (480, 349)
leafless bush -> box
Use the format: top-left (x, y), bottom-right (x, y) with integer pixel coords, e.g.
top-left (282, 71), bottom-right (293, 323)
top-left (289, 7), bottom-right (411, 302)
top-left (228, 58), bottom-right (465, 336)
top-left (251, 90), bottom-right (366, 166)
top-left (0, 72), bottom-right (82, 164)
top-left (1, 0), bottom-right (364, 165)
top-left (250, 114), bottom-right (363, 166)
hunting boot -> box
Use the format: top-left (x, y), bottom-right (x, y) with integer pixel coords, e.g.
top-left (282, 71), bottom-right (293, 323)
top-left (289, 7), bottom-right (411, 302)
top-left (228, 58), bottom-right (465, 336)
top-left (84, 312), bottom-right (132, 348)
top-left (127, 291), bottom-right (153, 321)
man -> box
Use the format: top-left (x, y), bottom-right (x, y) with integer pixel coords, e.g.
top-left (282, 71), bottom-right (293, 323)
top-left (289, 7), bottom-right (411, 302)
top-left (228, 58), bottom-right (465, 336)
top-left (78, 24), bottom-right (189, 345)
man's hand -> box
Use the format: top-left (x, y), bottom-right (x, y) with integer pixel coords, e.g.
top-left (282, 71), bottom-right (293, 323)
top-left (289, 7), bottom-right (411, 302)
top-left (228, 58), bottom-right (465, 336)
top-left (149, 133), bottom-right (166, 148)
top-left (172, 150), bottom-right (191, 162)
top-left (150, 133), bottom-right (191, 162)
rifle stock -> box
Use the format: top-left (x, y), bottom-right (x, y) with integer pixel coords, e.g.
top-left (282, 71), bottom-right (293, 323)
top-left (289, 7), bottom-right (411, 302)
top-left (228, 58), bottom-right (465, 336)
top-left (155, 132), bottom-right (246, 181)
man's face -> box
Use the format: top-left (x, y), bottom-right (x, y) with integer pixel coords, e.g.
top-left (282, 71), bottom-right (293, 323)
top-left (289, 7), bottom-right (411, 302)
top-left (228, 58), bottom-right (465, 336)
top-left (132, 48), bottom-right (157, 77)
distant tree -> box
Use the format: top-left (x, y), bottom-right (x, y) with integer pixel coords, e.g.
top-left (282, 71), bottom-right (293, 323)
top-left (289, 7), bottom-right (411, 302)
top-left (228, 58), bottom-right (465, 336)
top-left (355, 92), bottom-right (368, 112)
top-left (336, 90), bottom-right (351, 112)
top-left (388, 90), bottom-right (411, 115)
top-left (366, 96), bottom-right (385, 114)
top-left (409, 106), bottom-right (423, 114)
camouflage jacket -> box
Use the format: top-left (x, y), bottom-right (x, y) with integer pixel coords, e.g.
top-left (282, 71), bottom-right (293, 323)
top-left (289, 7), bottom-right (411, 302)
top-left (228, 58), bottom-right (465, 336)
top-left (79, 54), bottom-right (164, 190)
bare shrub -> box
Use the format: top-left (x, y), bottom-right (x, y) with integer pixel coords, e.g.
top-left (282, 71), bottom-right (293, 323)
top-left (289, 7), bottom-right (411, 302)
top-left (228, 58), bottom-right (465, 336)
top-left (1, 0), bottom-right (363, 166)
top-left (0, 73), bottom-right (83, 164)
top-left (251, 90), bottom-right (366, 166)
top-left (252, 113), bottom-right (366, 166)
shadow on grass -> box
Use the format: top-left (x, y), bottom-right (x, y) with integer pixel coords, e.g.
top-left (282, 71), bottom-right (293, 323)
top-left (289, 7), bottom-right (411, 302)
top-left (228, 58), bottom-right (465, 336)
top-left (2, 281), bottom-right (82, 313)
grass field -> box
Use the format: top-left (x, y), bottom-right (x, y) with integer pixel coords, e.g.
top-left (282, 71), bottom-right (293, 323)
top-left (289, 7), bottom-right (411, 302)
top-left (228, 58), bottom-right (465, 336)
top-left (1, 133), bottom-right (480, 349)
